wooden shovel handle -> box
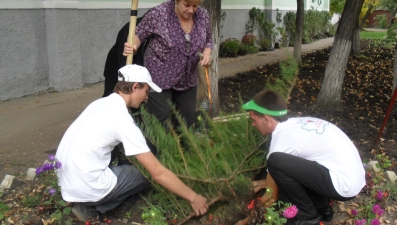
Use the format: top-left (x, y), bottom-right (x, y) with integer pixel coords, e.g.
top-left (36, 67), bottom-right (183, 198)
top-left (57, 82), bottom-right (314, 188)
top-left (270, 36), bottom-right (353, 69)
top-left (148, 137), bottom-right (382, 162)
top-left (126, 0), bottom-right (139, 65)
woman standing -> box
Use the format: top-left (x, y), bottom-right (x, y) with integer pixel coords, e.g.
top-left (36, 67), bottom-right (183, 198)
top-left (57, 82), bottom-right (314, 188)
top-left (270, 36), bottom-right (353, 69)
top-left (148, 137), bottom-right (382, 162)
top-left (123, 0), bottom-right (213, 129)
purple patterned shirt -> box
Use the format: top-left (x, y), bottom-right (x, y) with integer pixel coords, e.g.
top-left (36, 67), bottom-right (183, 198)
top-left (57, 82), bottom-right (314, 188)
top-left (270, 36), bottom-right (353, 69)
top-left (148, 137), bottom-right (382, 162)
top-left (136, 0), bottom-right (213, 91)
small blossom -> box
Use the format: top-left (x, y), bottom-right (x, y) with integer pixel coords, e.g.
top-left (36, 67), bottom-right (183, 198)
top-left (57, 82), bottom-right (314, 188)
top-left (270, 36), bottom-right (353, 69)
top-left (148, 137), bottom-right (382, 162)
top-left (35, 166), bottom-right (43, 175)
top-left (41, 163), bottom-right (55, 172)
top-left (355, 219), bottom-right (366, 225)
top-left (48, 188), bottom-right (56, 196)
top-left (376, 191), bottom-right (383, 201)
top-left (283, 205), bottom-right (298, 218)
top-left (351, 209), bottom-right (358, 216)
top-left (55, 161), bottom-right (62, 169)
top-left (371, 219), bottom-right (380, 225)
top-left (372, 204), bottom-right (384, 216)
top-left (48, 154), bottom-right (55, 161)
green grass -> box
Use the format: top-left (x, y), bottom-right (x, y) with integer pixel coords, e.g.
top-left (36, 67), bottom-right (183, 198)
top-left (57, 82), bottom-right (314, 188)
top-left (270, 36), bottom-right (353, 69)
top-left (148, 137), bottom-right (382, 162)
top-left (360, 31), bottom-right (387, 39)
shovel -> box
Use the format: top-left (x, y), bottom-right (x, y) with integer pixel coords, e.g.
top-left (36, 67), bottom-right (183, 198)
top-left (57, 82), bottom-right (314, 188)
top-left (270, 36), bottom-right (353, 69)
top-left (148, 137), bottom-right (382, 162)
top-left (126, 0), bottom-right (139, 65)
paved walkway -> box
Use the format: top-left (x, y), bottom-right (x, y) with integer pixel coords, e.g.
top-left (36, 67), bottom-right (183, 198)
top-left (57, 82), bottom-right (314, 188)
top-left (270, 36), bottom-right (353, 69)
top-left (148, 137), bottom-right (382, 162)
top-left (219, 37), bottom-right (334, 78)
top-left (0, 37), bottom-right (334, 179)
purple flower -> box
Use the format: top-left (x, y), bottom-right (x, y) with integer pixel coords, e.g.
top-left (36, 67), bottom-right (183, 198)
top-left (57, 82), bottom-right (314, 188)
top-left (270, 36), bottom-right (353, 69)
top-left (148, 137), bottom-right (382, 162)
top-left (48, 188), bottom-right (56, 196)
top-left (376, 191), bottom-right (383, 201)
top-left (355, 219), bottom-right (366, 225)
top-left (48, 154), bottom-right (55, 161)
top-left (371, 219), bottom-right (380, 225)
top-left (35, 166), bottom-right (43, 175)
top-left (351, 208), bottom-right (358, 216)
top-left (283, 205), bottom-right (298, 218)
top-left (41, 163), bottom-right (54, 172)
top-left (372, 204), bottom-right (385, 216)
top-left (55, 161), bottom-right (62, 169)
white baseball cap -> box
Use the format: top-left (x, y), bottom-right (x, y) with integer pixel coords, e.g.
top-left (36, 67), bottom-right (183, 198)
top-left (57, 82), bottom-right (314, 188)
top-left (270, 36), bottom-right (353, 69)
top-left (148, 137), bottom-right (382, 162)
top-left (118, 65), bottom-right (162, 93)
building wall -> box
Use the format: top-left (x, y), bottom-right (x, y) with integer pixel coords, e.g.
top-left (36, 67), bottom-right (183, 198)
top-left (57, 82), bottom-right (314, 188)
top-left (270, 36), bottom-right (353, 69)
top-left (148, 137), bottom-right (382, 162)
top-left (0, 0), bottom-right (329, 101)
top-left (367, 10), bottom-right (392, 28)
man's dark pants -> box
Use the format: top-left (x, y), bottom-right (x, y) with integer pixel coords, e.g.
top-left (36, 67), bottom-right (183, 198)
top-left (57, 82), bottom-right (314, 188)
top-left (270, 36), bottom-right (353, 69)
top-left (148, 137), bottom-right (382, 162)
top-left (267, 152), bottom-right (354, 219)
top-left (85, 165), bottom-right (151, 214)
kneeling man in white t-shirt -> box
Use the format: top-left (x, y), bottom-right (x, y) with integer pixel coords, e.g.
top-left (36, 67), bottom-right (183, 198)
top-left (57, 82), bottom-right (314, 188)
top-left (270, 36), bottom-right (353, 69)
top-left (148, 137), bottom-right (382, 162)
top-left (236, 90), bottom-right (365, 225)
top-left (55, 65), bottom-right (208, 222)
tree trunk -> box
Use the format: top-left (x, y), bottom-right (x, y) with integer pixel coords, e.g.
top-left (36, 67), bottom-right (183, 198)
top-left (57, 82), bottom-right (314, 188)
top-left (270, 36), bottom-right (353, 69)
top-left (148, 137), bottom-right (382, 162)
top-left (351, 17), bottom-right (360, 56)
top-left (293, 0), bottom-right (304, 64)
top-left (393, 43), bottom-right (397, 93)
top-left (359, 4), bottom-right (373, 30)
top-left (201, 0), bottom-right (221, 117)
top-left (315, 0), bottom-right (364, 110)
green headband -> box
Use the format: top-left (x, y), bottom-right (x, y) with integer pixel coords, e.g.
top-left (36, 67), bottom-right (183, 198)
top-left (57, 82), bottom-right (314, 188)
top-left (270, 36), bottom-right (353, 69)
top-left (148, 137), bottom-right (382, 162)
top-left (242, 100), bottom-right (288, 116)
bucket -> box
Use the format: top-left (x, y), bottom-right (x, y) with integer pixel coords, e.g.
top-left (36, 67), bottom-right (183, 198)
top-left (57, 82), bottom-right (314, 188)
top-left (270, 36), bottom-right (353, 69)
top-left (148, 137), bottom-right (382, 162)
top-left (200, 101), bottom-right (216, 118)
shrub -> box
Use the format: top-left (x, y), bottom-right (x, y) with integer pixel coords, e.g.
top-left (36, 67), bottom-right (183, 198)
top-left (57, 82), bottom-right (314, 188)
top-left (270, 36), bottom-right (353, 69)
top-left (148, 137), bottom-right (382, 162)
top-left (374, 14), bottom-right (388, 29)
top-left (244, 44), bottom-right (260, 54)
top-left (303, 8), bottom-right (331, 43)
top-left (245, 7), bottom-right (275, 49)
top-left (238, 44), bottom-right (248, 56)
top-left (386, 25), bottom-right (397, 39)
top-left (242, 34), bottom-right (256, 46)
top-left (284, 12), bottom-right (296, 42)
top-left (257, 38), bottom-right (270, 51)
top-left (220, 38), bottom-right (241, 57)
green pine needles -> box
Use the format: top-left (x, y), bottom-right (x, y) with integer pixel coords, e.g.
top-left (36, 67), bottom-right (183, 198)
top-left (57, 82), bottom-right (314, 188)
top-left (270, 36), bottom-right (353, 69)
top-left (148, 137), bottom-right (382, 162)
top-left (265, 56), bottom-right (299, 101)
top-left (128, 107), bottom-right (268, 224)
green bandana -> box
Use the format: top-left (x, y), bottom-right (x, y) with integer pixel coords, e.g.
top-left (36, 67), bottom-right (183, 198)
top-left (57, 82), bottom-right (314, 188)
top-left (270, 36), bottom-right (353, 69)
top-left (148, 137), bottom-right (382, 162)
top-left (242, 100), bottom-right (288, 116)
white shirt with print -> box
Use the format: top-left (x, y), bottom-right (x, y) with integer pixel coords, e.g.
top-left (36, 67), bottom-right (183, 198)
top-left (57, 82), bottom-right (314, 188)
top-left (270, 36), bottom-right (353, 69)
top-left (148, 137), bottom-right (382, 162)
top-left (269, 117), bottom-right (365, 197)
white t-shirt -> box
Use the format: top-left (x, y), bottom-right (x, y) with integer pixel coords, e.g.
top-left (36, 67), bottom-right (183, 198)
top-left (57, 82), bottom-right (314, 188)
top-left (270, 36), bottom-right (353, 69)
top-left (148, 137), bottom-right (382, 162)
top-left (55, 94), bottom-right (150, 202)
top-left (269, 117), bottom-right (365, 197)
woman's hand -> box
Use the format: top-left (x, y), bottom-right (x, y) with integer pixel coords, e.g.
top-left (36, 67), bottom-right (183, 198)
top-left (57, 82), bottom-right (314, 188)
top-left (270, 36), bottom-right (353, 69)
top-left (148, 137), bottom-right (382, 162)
top-left (123, 42), bottom-right (137, 56)
top-left (200, 53), bottom-right (212, 66)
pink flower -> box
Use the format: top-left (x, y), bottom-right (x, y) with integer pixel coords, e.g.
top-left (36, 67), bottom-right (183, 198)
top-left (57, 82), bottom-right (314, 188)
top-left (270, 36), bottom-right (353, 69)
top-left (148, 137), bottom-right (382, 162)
top-left (371, 219), bottom-right (380, 225)
top-left (376, 191), bottom-right (383, 201)
top-left (283, 205), bottom-right (298, 218)
top-left (351, 209), bottom-right (358, 216)
top-left (372, 204), bottom-right (385, 216)
top-left (355, 219), bottom-right (366, 225)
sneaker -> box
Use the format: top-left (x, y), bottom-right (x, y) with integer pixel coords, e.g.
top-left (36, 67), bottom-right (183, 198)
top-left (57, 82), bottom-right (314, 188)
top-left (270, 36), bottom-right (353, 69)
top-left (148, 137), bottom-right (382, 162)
top-left (317, 205), bottom-right (333, 222)
top-left (286, 214), bottom-right (323, 225)
top-left (117, 194), bottom-right (140, 212)
top-left (72, 203), bottom-right (99, 222)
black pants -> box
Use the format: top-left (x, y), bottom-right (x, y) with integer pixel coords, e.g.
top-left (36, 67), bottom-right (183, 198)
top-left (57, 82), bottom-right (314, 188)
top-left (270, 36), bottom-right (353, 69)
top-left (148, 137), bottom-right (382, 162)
top-left (267, 152), bottom-right (354, 220)
top-left (147, 86), bottom-right (197, 129)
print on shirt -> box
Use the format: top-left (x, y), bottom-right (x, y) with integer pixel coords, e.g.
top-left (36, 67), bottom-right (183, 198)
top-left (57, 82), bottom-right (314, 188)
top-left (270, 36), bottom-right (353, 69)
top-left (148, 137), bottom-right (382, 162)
top-left (297, 118), bottom-right (329, 134)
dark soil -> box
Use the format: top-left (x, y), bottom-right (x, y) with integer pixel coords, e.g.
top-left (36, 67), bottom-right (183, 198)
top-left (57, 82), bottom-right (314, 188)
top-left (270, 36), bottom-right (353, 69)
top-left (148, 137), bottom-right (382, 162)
top-left (3, 40), bottom-right (397, 225)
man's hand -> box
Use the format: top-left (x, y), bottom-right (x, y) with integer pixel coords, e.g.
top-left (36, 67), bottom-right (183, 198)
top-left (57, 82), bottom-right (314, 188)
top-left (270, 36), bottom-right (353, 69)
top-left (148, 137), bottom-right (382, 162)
top-left (190, 193), bottom-right (209, 216)
top-left (252, 179), bottom-right (267, 193)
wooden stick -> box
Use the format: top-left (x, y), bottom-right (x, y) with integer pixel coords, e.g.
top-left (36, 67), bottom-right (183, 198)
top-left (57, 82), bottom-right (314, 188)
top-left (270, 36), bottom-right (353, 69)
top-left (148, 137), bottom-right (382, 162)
top-left (126, 0), bottom-right (139, 65)
top-left (374, 87), bottom-right (397, 148)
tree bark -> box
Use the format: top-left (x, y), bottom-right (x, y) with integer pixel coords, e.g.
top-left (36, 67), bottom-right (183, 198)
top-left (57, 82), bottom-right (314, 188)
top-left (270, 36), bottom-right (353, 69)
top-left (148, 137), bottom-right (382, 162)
top-left (393, 43), bottom-right (397, 93)
top-left (293, 0), bottom-right (304, 64)
top-left (201, 0), bottom-right (221, 117)
top-left (351, 17), bottom-right (360, 56)
top-left (315, 0), bottom-right (364, 110)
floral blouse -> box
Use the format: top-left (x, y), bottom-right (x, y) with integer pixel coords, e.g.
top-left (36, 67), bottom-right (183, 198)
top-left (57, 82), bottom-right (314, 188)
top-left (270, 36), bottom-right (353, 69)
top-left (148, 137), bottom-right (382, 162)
top-left (136, 0), bottom-right (213, 91)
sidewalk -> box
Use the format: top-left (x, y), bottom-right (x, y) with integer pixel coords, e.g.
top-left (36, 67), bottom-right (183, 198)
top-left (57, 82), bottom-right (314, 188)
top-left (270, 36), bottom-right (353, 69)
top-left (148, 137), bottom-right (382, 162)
top-left (0, 37), bottom-right (334, 179)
